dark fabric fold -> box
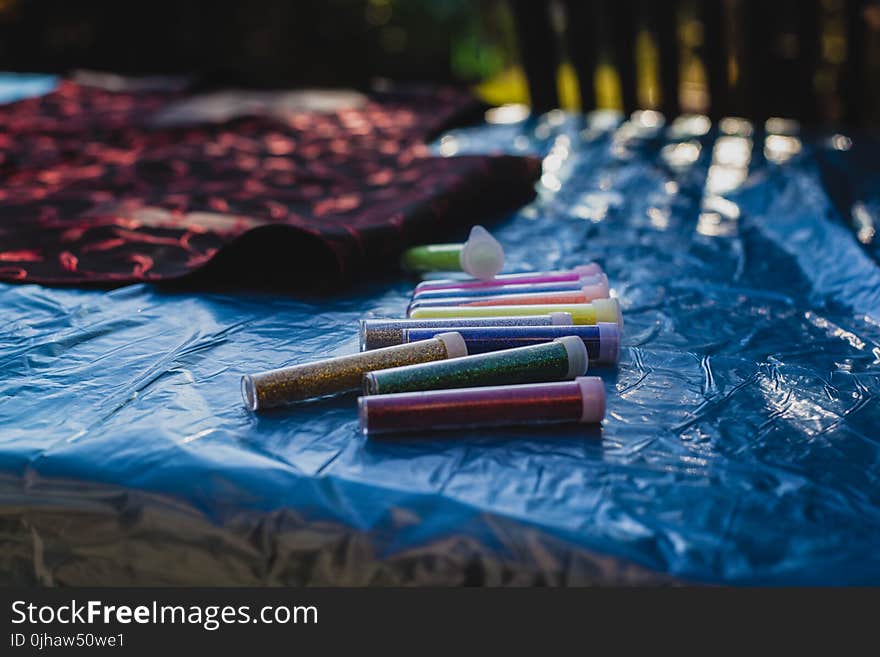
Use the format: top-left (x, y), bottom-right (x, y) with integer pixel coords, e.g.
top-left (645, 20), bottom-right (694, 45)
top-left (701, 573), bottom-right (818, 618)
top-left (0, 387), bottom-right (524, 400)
top-left (0, 81), bottom-right (541, 287)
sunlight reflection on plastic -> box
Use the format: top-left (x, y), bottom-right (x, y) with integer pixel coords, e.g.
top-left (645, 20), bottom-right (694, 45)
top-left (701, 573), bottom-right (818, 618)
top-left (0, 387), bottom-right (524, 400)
top-left (648, 206), bottom-right (671, 230)
top-left (544, 109), bottom-right (567, 127)
top-left (586, 109), bottom-right (623, 131)
top-left (697, 212), bottom-right (738, 237)
top-left (719, 117), bottom-right (754, 137)
top-left (572, 190), bottom-right (623, 222)
top-left (765, 117), bottom-right (800, 136)
top-left (543, 153), bottom-right (564, 173)
top-left (541, 173), bottom-right (562, 192)
top-left (661, 141), bottom-right (701, 169)
top-left (705, 164), bottom-right (748, 195)
top-left (830, 134), bottom-right (853, 151)
top-left (668, 114), bottom-right (711, 139)
top-left (764, 134), bottom-right (802, 164)
top-left (852, 202), bottom-right (876, 245)
top-left (702, 195), bottom-right (741, 220)
top-left (632, 109), bottom-right (664, 130)
top-left (713, 136), bottom-right (752, 167)
top-left (485, 104), bottom-right (530, 125)
top-left (439, 135), bottom-right (459, 156)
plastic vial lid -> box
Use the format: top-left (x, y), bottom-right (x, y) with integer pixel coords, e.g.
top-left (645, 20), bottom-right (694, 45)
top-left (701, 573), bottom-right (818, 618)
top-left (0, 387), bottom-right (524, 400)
top-left (241, 375), bottom-right (258, 412)
top-left (581, 278), bottom-right (610, 300)
top-left (576, 376), bottom-right (606, 423)
top-left (357, 319), bottom-right (368, 351)
top-left (435, 332), bottom-right (468, 358)
top-left (596, 322), bottom-right (620, 365)
top-left (591, 298), bottom-right (623, 332)
top-left (459, 225), bottom-right (505, 280)
top-left (555, 336), bottom-right (589, 378)
top-left (549, 312), bottom-right (574, 326)
top-left (363, 372), bottom-right (379, 395)
top-left (357, 397), bottom-right (369, 435)
top-left (574, 263), bottom-right (603, 277)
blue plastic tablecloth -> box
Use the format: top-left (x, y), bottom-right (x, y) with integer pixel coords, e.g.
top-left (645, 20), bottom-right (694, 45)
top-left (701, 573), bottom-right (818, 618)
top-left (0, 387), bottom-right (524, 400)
top-left (0, 73), bottom-right (57, 104)
top-left (2, 89), bottom-right (880, 584)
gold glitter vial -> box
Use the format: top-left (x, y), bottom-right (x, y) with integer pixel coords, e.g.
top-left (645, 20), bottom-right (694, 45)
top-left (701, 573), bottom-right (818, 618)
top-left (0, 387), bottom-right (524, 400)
top-left (241, 332), bottom-right (467, 411)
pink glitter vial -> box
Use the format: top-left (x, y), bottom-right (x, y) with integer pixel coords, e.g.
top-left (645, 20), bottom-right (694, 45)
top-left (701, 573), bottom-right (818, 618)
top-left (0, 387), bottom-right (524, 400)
top-left (358, 376), bottom-right (606, 435)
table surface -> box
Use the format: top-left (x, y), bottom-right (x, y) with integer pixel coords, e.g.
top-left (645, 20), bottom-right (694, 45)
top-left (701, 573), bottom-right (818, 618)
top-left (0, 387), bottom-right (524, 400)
top-left (2, 80), bottom-right (880, 585)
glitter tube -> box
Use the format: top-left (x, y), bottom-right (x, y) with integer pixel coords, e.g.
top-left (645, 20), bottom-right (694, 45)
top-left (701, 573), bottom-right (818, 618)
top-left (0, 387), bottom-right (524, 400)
top-left (407, 283), bottom-right (610, 314)
top-left (411, 273), bottom-right (608, 301)
top-left (408, 298), bottom-right (623, 330)
top-left (241, 332), bottom-right (468, 410)
top-left (401, 323), bottom-right (620, 365)
top-left (358, 376), bottom-right (606, 435)
top-left (359, 312), bottom-right (573, 350)
top-left (401, 226), bottom-right (505, 280)
top-left (414, 264), bottom-right (603, 293)
top-left (363, 336), bottom-right (588, 396)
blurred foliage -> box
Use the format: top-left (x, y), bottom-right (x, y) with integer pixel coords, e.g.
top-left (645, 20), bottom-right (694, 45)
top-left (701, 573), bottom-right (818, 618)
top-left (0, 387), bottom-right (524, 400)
top-left (0, 0), bottom-right (876, 123)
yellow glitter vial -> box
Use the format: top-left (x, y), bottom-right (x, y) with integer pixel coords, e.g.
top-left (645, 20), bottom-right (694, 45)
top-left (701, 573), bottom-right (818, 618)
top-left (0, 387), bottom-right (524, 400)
top-left (408, 298), bottom-right (623, 331)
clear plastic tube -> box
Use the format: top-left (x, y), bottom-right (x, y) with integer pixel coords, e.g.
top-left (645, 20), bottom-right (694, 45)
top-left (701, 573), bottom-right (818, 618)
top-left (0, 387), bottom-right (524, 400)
top-left (358, 376), bottom-right (606, 435)
top-left (241, 332), bottom-right (467, 410)
top-left (358, 313), bottom-right (573, 350)
top-left (401, 323), bottom-right (620, 366)
top-left (363, 336), bottom-right (588, 396)
top-left (414, 264), bottom-right (603, 293)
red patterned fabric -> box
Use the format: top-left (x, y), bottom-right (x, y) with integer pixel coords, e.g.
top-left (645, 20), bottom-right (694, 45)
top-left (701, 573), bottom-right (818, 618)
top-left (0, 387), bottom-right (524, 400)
top-left (0, 81), bottom-right (540, 287)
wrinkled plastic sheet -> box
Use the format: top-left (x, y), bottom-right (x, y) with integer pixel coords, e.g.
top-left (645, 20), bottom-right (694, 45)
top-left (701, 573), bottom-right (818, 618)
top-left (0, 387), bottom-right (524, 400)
top-left (2, 94), bottom-right (880, 585)
top-left (0, 73), bottom-right (57, 104)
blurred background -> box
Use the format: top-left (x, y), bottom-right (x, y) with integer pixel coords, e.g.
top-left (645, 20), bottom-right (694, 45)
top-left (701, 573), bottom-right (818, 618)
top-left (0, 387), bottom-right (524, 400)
top-left (0, 0), bottom-right (879, 127)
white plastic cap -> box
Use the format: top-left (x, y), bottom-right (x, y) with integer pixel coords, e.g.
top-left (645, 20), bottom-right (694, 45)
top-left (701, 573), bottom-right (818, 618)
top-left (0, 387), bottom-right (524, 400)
top-left (574, 263), bottom-right (603, 277)
top-left (363, 372), bottom-right (379, 395)
top-left (549, 312), bottom-right (573, 326)
top-left (459, 225), bottom-right (505, 280)
top-left (435, 331), bottom-right (468, 358)
top-left (358, 319), bottom-right (368, 351)
top-left (596, 322), bottom-right (620, 365)
top-left (591, 298), bottom-right (623, 333)
top-left (241, 375), bottom-right (258, 411)
top-left (555, 336), bottom-right (589, 378)
top-left (576, 376), bottom-right (606, 423)
top-left (357, 397), bottom-right (370, 435)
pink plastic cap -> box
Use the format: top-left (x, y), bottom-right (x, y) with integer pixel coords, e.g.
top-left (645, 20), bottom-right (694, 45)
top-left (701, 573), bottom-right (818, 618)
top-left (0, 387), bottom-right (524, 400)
top-left (581, 278), bottom-right (610, 302)
top-left (596, 322), bottom-right (620, 365)
top-left (576, 376), bottom-right (606, 423)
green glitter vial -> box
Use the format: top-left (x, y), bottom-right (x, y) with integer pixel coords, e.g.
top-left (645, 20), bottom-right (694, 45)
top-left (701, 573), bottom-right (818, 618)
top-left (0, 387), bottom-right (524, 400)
top-left (400, 225), bottom-right (505, 280)
top-left (363, 336), bottom-right (588, 395)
